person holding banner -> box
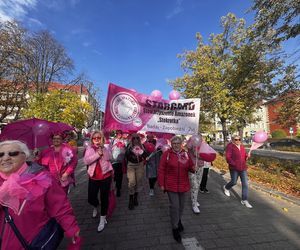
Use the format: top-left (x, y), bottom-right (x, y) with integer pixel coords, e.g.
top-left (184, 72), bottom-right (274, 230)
top-left (125, 133), bottom-right (148, 210)
top-left (223, 135), bottom-right (253, 208)
top-left (158, 136), bottom-right (195, 243)
top-left (110, 130), bottom-right (127, 197)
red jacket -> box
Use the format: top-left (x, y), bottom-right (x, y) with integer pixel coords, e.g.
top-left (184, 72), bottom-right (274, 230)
top-left (158, 149), bottom-right (195, 193)
top-left (225, 142), bottom-right (248, 171)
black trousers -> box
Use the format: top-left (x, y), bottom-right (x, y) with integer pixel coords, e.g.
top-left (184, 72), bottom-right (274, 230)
top-left (88, 176), bottom-right (112, 216)
top-left (200, 168), bottom-right (209, 190)
top-left (149, 177), bottom-right (157, 189)
top-left (112, 162), bottom-right (123, 191)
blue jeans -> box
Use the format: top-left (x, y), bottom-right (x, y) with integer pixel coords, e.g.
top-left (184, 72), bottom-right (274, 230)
top-left (225, 169), bottom-right (248, 200)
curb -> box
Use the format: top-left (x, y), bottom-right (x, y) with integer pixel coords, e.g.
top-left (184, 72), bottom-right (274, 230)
top-left (212, 167), bottom-right (300, 207)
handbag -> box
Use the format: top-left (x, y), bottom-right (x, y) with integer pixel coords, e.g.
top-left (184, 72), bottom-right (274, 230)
top-left (3, 207), bottom-right (64, 250)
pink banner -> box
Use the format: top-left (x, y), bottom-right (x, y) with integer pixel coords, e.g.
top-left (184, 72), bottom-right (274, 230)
top-left (103, 83), bottom-right (200, 135)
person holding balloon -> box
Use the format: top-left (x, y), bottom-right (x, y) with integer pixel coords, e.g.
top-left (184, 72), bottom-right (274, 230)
top-left (158, 136), bottom-right (195, 243)
top-left (223, 135), bottom-right (253, 208)
top-left (35, 132), bottom-right (78, 193)
top-left (187, 135), bottom-right (204, 214)
top-left (144, 134), bottom-right (162, 196)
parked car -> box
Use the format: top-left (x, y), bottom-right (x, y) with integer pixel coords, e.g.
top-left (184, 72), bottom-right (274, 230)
top-left (269, 138), bottom-right (300, 148)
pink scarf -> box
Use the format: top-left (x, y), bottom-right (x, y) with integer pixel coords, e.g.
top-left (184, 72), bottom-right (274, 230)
top-left (0, 163), bottom-right (52, 214)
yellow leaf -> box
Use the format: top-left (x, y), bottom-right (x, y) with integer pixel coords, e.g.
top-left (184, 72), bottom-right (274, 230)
top-left (282, 208), bottom-right (288, 212)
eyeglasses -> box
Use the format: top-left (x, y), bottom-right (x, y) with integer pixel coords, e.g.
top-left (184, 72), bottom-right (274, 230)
top-left (0, 151), bottom-right (25, 158)
top-left (234, 138), bottom-right (241, 141)
top-left (92, 137), bottom-right (102, 140)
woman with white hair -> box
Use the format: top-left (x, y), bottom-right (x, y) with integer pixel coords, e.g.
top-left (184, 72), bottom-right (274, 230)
top-left (0, 140), bottom-right (80, 250)
top-left (158, 136), bottom-right (195, 243)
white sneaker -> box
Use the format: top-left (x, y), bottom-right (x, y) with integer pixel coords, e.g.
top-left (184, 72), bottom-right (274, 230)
top-left (241, 200), bottom-right (253, 209)
top-left (223, 185), bottom-right (230, 197)
top-left (149, 189), bottom-right (154, 196)
top-left (196, 201), bottom-right (200, 207)
top-left (97, 216), bottom-right (107, 232)
top-left (92, 207), bottom-right (98, 218)
top-left (192, 205), bottom-right (200, 214)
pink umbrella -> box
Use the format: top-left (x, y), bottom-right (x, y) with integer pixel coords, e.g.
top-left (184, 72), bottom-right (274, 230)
top-left (0, 118), bottom-right (74, 149)
top-left (52, 122), bottom-right (75, 135)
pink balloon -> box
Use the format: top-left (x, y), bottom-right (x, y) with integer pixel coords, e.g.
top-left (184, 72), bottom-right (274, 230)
top-left (129, 88), bottom-right (137, 92)
top-left (190, 134), bottom-right (202, 147)
top-left (33, 122), bottom-right (50, 136)
top-left (253, 131), bottom-right (268, 143)
top-left (161, 144), bottom-right (171, 152)
top-left (156, 138), bottom-right (168, 149)
top-left (198, 142), bottom-right (217, 162)
top-left (199, 153), bottom-right (216, 162)
top-left (186, 138), bottom-right (193, 149)
top-left (150, 90), bottom-right (163, 100)
top-left (169, 90), bottom-right (181, 100)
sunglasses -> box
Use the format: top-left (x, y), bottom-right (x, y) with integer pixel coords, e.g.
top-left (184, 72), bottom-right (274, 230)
top-left (0, 151), bottom-right (25, 158)
top-left (234, 138), bottom-right (241, 141)
top-left (52, 137), bottom-right (62, 140)
top-left (92, 137), bottom-right (102, 140)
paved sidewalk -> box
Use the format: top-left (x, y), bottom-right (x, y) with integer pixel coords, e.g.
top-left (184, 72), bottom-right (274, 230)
top-left (59, 155), bottom-right (300, 250)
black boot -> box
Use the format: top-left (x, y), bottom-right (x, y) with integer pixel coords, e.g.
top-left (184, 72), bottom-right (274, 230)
top-left (178, 220), bottom-right (184, 232)
top-left (172, 228), bottom-right (182, 243)
top-left (128, 195), bottom-right (134, 210)
top-left (133, 192), bottom-right (138, 206)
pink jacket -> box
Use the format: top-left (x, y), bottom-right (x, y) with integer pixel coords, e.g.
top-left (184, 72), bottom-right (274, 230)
top-left (0, 164), bottom-right (80, 250)
top-left (84, 146), bottom-right (113, 177)
top-left (38, 144), bottom-right (78, 181)
top-left (225, 142), bottom-right (248, 171)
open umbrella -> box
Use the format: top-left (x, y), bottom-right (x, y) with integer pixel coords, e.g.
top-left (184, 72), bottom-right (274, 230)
top-left (52, 122), bottom-right (75, 135)
top-left (0, 118), bottom-right (74, 149)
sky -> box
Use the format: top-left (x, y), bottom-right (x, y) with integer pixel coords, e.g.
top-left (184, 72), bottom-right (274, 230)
top-left (0, 0), bottom-right (298, 108)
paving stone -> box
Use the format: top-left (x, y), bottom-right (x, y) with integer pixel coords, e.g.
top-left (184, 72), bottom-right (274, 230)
top-left (58, 149), bottom-right (300, 249)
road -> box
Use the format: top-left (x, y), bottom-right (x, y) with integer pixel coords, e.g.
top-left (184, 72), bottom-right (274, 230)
top-left (212, 145), bottom-right (300, 161)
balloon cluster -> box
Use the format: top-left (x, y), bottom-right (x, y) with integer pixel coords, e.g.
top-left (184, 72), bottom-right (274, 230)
top-left (186, 134), bottom-right (202, 149)
top-left (187, 134), bottom-right (217, 162)
top-left (150, 89), bottom-right (181, 100)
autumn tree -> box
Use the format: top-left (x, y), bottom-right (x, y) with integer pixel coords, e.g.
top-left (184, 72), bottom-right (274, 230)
top-left (0, 21), bottom-right (30, 123)
top-left (25, 30), bottom-right (74, 94)
top-left (170, 13), bottom-right (284, 145)
top-left (22, 90), bottom-right (92, 130)
top-left (251, 0), bottom-right (300, 43)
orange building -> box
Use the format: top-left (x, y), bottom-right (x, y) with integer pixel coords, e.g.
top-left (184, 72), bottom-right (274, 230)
top-left (265, 93), bottom-right (299, 136)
